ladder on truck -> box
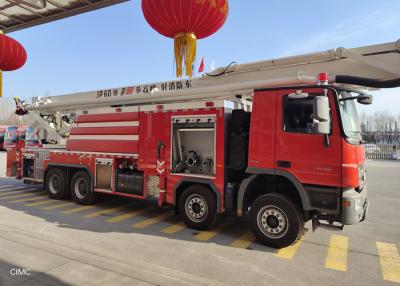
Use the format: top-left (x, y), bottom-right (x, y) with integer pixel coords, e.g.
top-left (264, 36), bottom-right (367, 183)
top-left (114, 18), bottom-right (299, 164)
top-left (20, 39), bottom-right (400, 145)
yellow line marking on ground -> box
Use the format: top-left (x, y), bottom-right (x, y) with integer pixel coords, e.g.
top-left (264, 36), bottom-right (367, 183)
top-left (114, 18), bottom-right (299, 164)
top-left (0, 188), bottom-right (37, 197)
top-left (194, 223), bottom-right (233, 241)
top-left (25, 199), bottom-right (56, 207)
top-left (0, 187), bottom-right (30, 192)
top-left (274, 240), bottom-right (302, 260)
top-left (42, 202), bottom-right (74, 210)
top-left (0, 191), bottom-right (42, 201)
top-left (161, 222), bottom-right (186, 234)
top-left (376, 242), bottom-right (400, 283)
top-left (0, 186), bottom-right (30, 190)
top-left (83, 206), bottom-right (126, 218)
top-left (324, 235), bottom-right (349, 271)
top-left (10, 194), bottom-right (47, 203)
top-left (106, 208), bottom-right (150, 223)
top-left (0, 190), bottom-right (29, 197)
top-left (0, 185), bottom-right (14, 189)
top-left (230, 231), bottom-right (255, 249)
top-left (62, 205), bottom-right (96, 214)
top-left (132, 212), bottom-right (173, 229)
top-left (0, 186), bottom-right (23, 191)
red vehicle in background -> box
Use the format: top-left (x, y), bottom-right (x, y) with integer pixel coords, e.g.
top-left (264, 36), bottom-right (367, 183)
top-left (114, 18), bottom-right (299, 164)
top-left (0, 126), bottom-right (8, 151)
top-left (24, 127), bottom-right (42, 149)
top-left (4, 126), bottom-right (41, 178)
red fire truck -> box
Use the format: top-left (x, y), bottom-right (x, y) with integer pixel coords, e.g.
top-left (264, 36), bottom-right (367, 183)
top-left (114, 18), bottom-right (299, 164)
top-left (4, 126), bottom-right (41, 178)
top-left (12, 40), bottom-right (400, 247)
top-left (0, 126), bottom-right (8, 150)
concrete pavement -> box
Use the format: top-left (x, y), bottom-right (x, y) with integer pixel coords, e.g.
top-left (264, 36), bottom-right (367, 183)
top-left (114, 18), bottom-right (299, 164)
top-left (0, 159), bottom-right (398, 285)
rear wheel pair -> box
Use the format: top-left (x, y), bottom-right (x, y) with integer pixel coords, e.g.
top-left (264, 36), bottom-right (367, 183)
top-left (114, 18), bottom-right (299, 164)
top-left (45, 168), bottom-right (98, 205)
top-left (179, 185), bottom-right (303, 248)
top-left (46, 172), bottom-right (302, 248)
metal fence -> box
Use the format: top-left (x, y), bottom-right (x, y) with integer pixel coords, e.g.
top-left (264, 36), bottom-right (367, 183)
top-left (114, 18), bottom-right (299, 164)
top-left (365, 144), bottom-right (399, 160)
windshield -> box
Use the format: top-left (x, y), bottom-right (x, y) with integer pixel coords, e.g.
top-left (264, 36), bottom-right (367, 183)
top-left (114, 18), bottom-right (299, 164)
top-left (19, 131), bottom-right (26, 141)
top-left (337, 91), bottom-right (362, 142)
top-left (26, 128), bottom-right (39, 144)
top-left (5, 128), bottom-right (17, 143)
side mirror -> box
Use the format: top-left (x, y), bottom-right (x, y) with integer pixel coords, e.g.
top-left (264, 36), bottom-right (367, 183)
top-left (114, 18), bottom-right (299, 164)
top-left (313, 96), bottom-right (331, 135)
top-left (357, 95), bottom-right (373, 105)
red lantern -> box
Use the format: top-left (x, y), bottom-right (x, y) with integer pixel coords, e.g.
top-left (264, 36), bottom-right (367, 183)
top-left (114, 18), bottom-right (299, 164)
top-left (142, 0), bottom-right (229, 77)
top-left (0, 33), bottom-right (27, 97)
top-left (0, 34), bottom-right (27, 71)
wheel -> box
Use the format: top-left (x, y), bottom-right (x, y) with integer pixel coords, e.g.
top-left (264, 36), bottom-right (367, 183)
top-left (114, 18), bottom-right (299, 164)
top-left (70, 171), bottom-right (98, 205)
top-left (249, 193), bottom-right (304, 248)
top-left (45, 168), bottom-right (68, 200)
top-left (179, 185), bottom-right (217, 230)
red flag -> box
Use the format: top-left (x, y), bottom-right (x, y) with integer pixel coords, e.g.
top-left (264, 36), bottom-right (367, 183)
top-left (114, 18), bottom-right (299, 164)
top-left (198, 57), bottom-right (205, 73)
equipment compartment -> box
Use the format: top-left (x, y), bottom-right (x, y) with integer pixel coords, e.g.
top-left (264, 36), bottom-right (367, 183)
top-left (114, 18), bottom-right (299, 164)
top-left (171, 115), bottom-right (216, 176)
top-left (95, 159), bottom-right (113, 190)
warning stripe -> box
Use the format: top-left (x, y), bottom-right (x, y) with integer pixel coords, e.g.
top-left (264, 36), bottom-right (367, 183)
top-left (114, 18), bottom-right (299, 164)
top-left (77, 121), bottom-right (139, 128)
top-left (70, 126), bottom-right (139, 136)
top-left (76, 112), bottom-right (138, 123)
top-left (69, 111), bottom-right (140, 153)
top-left (67, 140), bottom-right (138, 154)
top-left (69, 135), bottom-right (139, 141)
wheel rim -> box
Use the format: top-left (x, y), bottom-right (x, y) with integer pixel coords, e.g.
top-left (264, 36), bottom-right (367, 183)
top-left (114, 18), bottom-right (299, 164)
top-left (185, 194), bottom-right (208, 223)
top-left (74, 178), bottom-right (88, 199)
top-left (257, 205), bottom-right (289, 239)
top-left (49, 174), bottom-right (61, 195)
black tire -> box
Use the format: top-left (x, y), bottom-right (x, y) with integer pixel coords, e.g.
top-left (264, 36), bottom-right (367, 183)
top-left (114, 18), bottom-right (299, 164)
top-left (70, 171), bottom-right (98, 205)
top-left (249, 193), bottom-right (304, 248)
top-left (45, 168), bottom-right (68, 200)
top-left (179, 185), bottom-right (217, 230)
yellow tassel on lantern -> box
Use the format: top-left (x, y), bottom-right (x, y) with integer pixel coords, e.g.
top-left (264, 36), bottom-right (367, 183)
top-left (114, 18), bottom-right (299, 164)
top-left (174, 32), bottom-right (197, 77)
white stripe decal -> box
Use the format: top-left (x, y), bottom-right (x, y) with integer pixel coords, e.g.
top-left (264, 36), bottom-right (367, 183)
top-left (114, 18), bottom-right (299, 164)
top-left (76, 121), bottom-right (139, 128)
top-left (69, 135), bottom-right (139, 140)
top-left (78, 106), bottom-right (139, 115)
top-left (50, 150), bottom-right (138, 158)
top-left (139, 100), bottom-right (227, 112)
top-left (342, 164), bottom-right (358, 168)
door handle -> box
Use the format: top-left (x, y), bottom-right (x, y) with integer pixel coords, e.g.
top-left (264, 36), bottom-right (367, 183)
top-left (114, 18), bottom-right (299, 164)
top-left (277, 160), bottom-right (291, 168)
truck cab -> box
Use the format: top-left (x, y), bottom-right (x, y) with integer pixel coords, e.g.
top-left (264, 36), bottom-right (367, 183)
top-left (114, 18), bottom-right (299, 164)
top-left (4, 126), bottom-right (32, 178)
top-left (238, 85), bottom-right (369, 246)
top-left (4, 126), bottom-right (28, 150)
top-left (25, 127), bottom-right (42, 148)
top-left (0, 126), bottom-right (7, 151)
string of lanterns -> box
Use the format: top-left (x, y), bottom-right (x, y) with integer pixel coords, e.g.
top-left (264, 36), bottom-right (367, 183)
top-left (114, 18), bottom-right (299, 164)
top-left (0, 0), bottom-right (229, 100)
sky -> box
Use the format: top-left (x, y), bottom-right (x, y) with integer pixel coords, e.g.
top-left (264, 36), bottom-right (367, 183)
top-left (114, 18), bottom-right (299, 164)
top-left (3, 0), bottom-right (400, 115)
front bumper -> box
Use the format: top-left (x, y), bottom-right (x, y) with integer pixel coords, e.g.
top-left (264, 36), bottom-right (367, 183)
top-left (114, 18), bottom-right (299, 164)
top-left (341, 186), bottom-right (369, 225)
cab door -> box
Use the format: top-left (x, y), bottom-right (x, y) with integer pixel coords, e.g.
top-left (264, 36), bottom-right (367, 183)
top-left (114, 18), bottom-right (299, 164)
top-left (275, 88), bottom-right (341, 187)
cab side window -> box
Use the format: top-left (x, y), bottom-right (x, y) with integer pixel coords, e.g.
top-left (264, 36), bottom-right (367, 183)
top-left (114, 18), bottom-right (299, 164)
top-left (283, 97), bottom-right (316, 134)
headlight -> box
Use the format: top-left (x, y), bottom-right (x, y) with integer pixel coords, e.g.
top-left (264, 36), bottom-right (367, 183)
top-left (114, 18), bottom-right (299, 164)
top-left (358, 164), bottom-right (366, 189)
top-left (355, 198), bottom-right (363, 212)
